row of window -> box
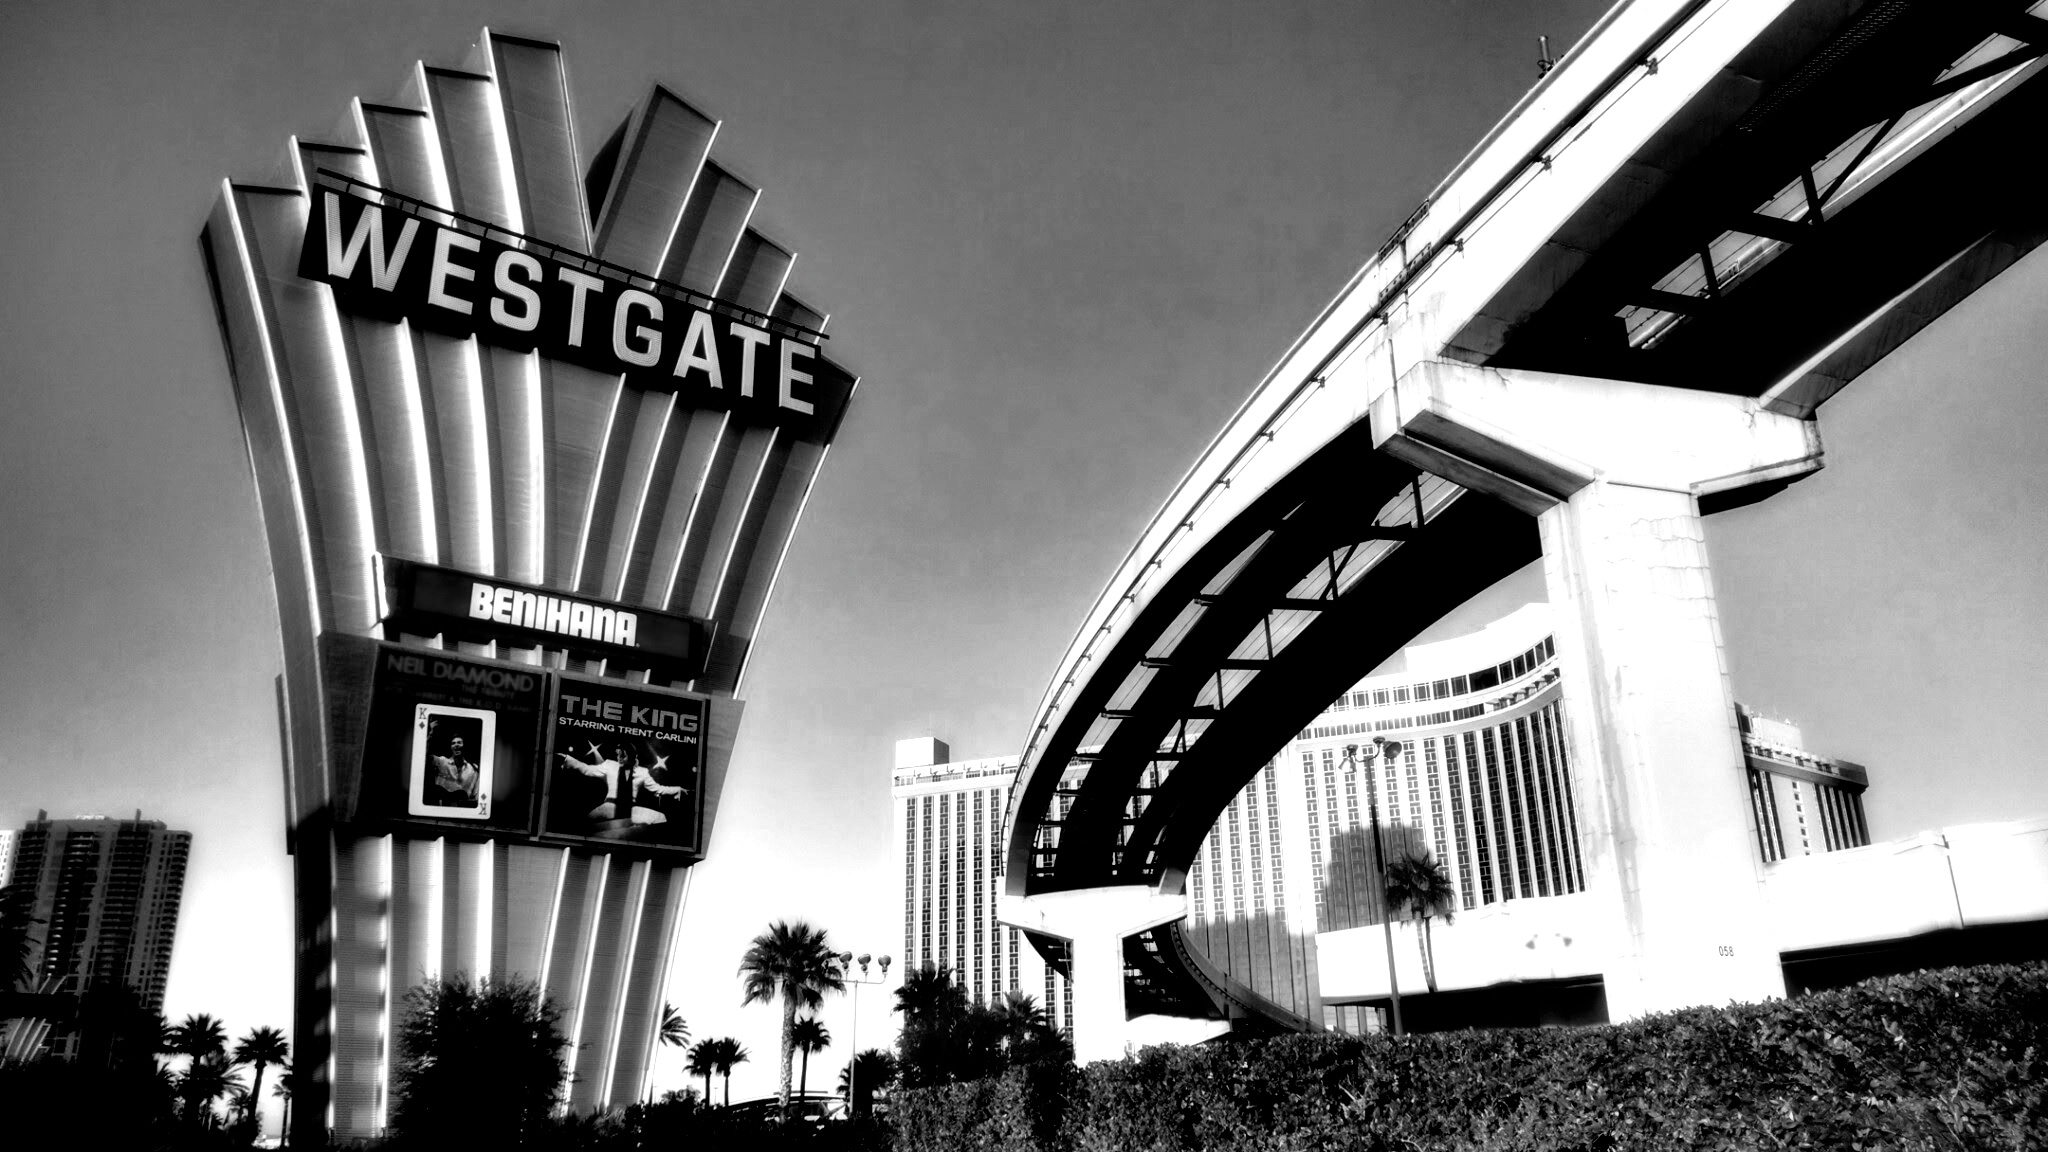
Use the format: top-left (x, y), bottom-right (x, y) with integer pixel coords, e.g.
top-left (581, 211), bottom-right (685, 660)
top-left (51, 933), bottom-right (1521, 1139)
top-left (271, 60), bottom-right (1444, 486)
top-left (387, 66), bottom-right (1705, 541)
top-left (1319, 637), bottom-right (1558, 718)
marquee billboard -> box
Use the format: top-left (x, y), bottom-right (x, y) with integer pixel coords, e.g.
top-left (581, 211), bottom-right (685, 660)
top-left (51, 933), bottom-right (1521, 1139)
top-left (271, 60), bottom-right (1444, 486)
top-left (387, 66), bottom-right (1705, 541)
top-left (540, 674), bottom-right (709, 854)
top-left (322, 635), bottom-right (728, 863)
top-left (203, 27), bottom-right (858, 1141)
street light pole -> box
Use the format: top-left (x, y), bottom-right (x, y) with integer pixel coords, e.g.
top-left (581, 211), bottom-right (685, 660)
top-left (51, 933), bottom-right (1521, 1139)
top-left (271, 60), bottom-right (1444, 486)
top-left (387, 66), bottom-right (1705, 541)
top-left (835, 951), bottom-right (890, 1119)
top-left (1342, 738), bottom-right (1405, 1037)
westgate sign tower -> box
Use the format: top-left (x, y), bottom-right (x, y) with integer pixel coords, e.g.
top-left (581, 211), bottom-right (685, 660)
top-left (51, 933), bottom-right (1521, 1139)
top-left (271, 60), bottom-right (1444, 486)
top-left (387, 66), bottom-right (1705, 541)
top-left (202, 30), bottom-right (858, 1143)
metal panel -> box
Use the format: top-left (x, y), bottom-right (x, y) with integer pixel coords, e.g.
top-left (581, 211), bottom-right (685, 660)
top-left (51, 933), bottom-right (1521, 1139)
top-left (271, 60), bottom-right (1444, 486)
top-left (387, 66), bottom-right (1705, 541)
top-left (721, 433), bottom-right (827, 695)
top-left (593, 393), bottom-right (678, 601)
top-left (495, 843), bottom-right (563, 982)
top-left (295, 140), bottom-right (427, 565)
top-left (390, 837), bottom-right (443, 993)
top-left (594, 860), bottom-right (656, 1108)
top-left (720, 231), bottom-right (794, 312)
top-left (578, 88), bottom-right (726, 598)
top-left (450, 840), bottom-right (493, 977)
top-left (330, 836), bottom-right (391, 1135)
top-left (423, 65), bottom-right (534, 581)
top-left (590, 87), bottom-right (719, 267)
top-left (687, 424), bottom-right (777, 621)
top-left (544, 361), bottom-right (622, 590)
top-left (202, 195), bottom-right (330, 824)
top-left (231, 183), bottom-right (378, 635)
top-left (361, 87), bottom-right (495, 574)
top-left (419, 66), bottom-right (520, 231)
top-left (657, 162), bottom-right (756, 293)
top-left (481, 32), bottom-right (591, 252)
top-left (566, 855), bottom-right (639, 1110)
top-left (543, 853), bottom-right (605, 1060)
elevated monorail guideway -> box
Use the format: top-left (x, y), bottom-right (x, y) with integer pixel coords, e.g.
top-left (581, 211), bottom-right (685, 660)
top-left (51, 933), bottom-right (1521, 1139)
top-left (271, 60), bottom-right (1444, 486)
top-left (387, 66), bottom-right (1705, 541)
top-left (1000, 0), bottom-right (2048, 1061)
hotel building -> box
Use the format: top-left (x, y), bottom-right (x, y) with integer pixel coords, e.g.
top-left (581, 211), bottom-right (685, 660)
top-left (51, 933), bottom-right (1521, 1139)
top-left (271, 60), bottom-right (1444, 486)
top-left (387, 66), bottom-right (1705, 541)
top-left (892, 738), bottom-right (1073, 1033)
top-left (1185, 605), bottom-right (1583, 1030)
top-left (6, 812), bottom-right (191, 1054)
top-left (1740, 707), bottom-right (1871, 862)
top-left (1184, 603), bottom-right (1874, 1029)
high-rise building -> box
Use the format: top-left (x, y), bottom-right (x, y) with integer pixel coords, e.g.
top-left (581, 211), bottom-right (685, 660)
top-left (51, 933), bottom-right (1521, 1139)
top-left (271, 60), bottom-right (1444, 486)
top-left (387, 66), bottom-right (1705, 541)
top-left (7, 812), bottom-right (191, 1053)
top-left (892, 738), bottom-right (1073, 1032)
top-left (1740, 708), bottom-right (1871, 862)
top-left (0, 828), bottom-right (19, 888)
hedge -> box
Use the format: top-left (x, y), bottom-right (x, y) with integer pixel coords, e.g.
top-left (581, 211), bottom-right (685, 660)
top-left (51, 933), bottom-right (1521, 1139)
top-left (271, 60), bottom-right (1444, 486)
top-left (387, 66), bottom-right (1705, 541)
top-left (892, 962), bottom-right (2048, 1151)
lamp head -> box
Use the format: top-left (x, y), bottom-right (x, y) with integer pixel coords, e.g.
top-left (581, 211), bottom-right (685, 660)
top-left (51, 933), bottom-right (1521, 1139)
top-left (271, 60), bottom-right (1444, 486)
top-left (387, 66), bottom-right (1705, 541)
top-left (879, 955), bottom-right (893, 974)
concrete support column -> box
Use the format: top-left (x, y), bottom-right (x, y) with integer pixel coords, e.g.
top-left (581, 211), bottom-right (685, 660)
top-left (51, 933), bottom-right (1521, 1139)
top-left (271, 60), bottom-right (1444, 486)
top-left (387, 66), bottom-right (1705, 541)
top-left (999, 886), bottom-right (1189, 1064)
top-left (1371, 360), bottom-right (1825, 1020)
top-left (1538, 480), bottom-right (1783, 1016)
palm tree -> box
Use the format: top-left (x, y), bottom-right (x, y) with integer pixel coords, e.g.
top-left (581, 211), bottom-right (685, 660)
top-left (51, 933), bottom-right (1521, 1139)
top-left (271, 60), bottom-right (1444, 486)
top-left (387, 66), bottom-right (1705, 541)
top-left (736, 920), bottom-right (845, 1111)
top-left (891, 964), bottom-right (963, 1027)
top-left (653, 1003), bottom-right (688, 1100)
top-left (232, 1025), bottom-right (288, 1133)
top-left (704, 1037), bottom-right (748, 1107)
top-left (168, 1013), bottom-right (227, 1075)
top-left (179, 1052), bottom-right (245, 1129)
top-left (837, 1048), bottom-right (898, 1117)
top-left (273, 1061), bottom-right (294, 1144)
top-left (686, 1038), bottom-right (718, 1104)
top-left (993, 990), bottom-right (1045, 1053)
top-left (789, 1016), bottom-right (830, 1097)
top-left (1384, 847), bottom-right (1457, 993)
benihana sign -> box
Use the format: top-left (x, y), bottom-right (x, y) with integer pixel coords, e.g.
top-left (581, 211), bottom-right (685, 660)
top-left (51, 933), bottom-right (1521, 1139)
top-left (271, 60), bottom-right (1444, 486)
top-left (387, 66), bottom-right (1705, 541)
top-left (376, 556), bottom-right (713, 680)
top-left (300, 181), bottom-right (852, 443)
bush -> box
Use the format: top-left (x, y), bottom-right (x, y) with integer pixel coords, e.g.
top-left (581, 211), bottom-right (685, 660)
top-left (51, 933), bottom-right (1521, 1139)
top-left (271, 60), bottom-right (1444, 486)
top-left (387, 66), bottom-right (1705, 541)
top-left (892, 963), bottom-right (2048, 1152)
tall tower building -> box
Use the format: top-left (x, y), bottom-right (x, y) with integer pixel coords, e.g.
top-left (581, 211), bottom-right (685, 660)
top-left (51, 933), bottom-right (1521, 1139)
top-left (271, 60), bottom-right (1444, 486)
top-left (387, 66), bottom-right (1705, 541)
top-left (892, 739), bottom-right (1073, 1033)
top-left (1740, 707), bottom-right (1871, 862)
top-left (0, 828), bottom-right (19, 888)
top-left (7, 812), bottom-right (191, 1052)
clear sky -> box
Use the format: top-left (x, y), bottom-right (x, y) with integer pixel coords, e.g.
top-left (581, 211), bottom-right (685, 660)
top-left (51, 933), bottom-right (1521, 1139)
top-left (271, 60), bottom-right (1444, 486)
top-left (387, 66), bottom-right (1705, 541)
top-left (4, 0), bottom-right (2046, 1117)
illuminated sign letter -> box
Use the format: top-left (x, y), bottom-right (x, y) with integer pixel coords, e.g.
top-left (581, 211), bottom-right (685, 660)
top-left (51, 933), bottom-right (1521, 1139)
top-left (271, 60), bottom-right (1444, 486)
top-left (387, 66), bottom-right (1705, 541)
top-left (730, 322), bottom-right (770, 398)
top-left (323, 191), bottom-right (418, 291)
top-left (568, 602), bottom-right (593, 639)
top-left (674, 310), bottom-right (722, 389)
top-left (558, 268), bottom-right (605, 348)
top-left (613, 289), bottom-right (662, 367)
top-left (491, 250), bottom-right (543, 331)
top-left (779, 339), bottom-right (816, 416)
top-left (427, 228), bottom-right (481, 316)
top-left (469, 582), bottom-right (494, 619)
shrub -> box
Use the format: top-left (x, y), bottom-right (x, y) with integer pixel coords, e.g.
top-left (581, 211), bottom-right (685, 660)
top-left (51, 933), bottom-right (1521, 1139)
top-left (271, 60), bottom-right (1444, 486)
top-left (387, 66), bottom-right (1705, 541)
top-left (892, 962), bottom-right (2048, 1151)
